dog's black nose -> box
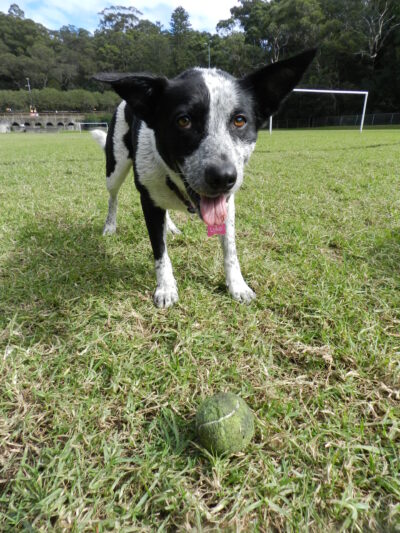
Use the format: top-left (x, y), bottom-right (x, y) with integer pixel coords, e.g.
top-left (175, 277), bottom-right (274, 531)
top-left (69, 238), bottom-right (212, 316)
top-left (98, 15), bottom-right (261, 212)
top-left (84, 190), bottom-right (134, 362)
top-left (204, 163), bottom-right (237, 191)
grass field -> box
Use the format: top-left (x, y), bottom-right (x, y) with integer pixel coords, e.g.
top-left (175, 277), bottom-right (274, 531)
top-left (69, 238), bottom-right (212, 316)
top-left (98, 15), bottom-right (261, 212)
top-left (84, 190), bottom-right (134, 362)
top-left (1, 129), bottom-right (399, 531)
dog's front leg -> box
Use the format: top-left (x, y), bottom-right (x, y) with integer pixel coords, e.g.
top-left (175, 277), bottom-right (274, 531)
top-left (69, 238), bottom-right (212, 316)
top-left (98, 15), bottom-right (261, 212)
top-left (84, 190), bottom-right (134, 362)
top-left (140, 194), bottom-right (178, 308)
top-left (220, 195), bottom-right (255, 303)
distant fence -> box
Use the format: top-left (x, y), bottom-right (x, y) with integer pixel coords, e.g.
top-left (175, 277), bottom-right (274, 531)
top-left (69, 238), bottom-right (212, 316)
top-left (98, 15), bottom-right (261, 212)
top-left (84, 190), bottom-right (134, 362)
top-left (273, 112), bottom-right (400, 129)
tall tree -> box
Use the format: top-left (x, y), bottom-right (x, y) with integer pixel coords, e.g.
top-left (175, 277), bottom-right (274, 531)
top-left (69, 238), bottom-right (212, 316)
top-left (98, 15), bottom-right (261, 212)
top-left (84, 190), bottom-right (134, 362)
top-left (1, 0), bottom-right (400, 115)
top-left (169, 7), bottom-right (195, 73)
top-left (170, 6), bottom-right (192, 34)
top-left (0, 9), bottom-right (53, 88)
top-left (218, 0), bottom-right (323, 62)
top-left (98, 5), bottom-right (142, 32)
top-left (357, 0), bottom-right (400, 64)
top-left (8, 3), bottom-right (24, 18)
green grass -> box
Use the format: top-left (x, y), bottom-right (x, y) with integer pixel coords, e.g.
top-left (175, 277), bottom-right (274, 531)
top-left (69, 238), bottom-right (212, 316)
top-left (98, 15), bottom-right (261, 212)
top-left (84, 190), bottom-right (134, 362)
top-left (1, 130), bottom-right (399, 531)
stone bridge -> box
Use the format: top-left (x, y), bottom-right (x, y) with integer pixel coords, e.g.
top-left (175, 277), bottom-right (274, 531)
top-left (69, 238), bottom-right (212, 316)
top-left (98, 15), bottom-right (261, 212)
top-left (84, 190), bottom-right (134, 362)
top-left (0, 112), bottom-right (86, 130)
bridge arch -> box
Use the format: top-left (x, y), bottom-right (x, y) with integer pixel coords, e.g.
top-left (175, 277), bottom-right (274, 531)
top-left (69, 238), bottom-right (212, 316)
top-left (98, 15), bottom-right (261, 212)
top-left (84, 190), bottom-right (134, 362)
top-left (1, 112), bottom-right (87, 130)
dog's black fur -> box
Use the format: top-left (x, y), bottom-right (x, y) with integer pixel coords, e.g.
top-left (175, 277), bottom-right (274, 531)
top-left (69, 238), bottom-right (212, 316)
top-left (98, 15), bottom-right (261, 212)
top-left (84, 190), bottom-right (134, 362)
top-left (92, 49), bottom-right (316, 307)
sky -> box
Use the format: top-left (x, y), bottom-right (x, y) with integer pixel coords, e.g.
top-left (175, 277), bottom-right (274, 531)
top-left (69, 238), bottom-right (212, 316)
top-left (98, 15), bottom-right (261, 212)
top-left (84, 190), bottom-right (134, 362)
top-left (0, 0), bottom-right (240, 33)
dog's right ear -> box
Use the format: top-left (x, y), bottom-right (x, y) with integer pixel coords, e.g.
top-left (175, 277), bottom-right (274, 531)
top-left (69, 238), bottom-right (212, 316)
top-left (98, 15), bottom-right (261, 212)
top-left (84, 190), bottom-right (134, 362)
top-left (93, 73), bottom-right (168, 128)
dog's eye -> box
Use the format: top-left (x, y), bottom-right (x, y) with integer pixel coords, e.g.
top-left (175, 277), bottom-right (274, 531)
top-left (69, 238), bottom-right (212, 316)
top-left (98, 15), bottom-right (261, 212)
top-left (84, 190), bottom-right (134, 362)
top-left (177, 115), bottom-right (191, 129)
top-left (233, 115), bottom-right (247, 128)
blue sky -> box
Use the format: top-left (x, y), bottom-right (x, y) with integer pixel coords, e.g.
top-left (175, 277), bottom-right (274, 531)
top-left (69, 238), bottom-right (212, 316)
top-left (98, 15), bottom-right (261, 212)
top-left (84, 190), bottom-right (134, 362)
top-left (0, 1), bottom-right (239, 33)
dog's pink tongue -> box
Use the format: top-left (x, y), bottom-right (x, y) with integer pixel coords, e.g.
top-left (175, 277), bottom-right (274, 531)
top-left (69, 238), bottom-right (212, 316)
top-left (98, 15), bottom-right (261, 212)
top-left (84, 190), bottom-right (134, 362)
top-left (200, 195), bottom-right (227, 226)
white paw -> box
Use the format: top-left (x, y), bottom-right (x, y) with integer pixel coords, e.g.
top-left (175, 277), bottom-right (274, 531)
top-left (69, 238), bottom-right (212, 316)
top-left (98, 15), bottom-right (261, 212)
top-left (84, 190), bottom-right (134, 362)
top-left (102, 224), bottom-right (116, 236)
top-left (229, 281), bottom-right (256, 303)
top-left (166, 214), bottom-right (181, 235)
top-left (167, 223), bottom-right (181, 235)
top-left (154, 285), bottom-right (179, 308)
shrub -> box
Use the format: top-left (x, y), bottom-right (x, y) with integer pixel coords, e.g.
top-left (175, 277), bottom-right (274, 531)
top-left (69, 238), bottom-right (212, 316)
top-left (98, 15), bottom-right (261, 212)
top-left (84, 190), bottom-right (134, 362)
top-left (0, 90), bottom-right (30, 112)
top-left (0, 89), bottom-right (120, 112)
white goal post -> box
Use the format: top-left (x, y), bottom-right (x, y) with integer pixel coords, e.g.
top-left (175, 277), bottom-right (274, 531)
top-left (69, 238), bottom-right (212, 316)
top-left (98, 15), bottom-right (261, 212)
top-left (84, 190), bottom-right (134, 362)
top-left (269, 88), bottom-right (369, 133)
top-left (77, 122), bottom-right (109, 132)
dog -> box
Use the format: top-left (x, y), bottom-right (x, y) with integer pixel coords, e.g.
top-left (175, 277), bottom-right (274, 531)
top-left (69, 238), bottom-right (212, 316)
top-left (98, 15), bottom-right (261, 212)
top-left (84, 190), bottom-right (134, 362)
top-left (92, 49), bottom-right (315, 308)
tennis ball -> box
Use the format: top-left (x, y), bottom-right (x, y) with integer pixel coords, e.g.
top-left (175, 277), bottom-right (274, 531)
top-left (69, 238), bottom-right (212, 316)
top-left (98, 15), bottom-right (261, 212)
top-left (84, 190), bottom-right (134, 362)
top-left (196, 392), bottom-right (254, 455)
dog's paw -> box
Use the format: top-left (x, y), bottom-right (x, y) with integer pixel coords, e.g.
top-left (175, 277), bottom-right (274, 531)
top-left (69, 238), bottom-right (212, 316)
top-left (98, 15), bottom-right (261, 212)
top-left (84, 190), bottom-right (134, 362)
top-left (102, 224), bottom-right (116, 236)
top-left (229, 281), bottom-right (256, 303)
top-left (166, 214), bottom-right (181, 235)
top-left (154, 285), bottom-right (179, 308)
top-left (167, 224), bottom-right (181, 235)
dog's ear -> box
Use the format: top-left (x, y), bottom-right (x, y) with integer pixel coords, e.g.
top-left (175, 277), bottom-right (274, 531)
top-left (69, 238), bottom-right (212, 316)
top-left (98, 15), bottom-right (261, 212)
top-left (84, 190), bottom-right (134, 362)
top-left (240, 49), bottom-right (317, 128)
top-left (93, 73), bottom-right (168, 128)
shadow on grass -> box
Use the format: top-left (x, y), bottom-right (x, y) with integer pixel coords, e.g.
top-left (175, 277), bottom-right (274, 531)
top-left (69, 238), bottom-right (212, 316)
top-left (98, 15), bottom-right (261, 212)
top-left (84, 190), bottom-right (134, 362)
top-left (1, 216), bottom-right (151, 340)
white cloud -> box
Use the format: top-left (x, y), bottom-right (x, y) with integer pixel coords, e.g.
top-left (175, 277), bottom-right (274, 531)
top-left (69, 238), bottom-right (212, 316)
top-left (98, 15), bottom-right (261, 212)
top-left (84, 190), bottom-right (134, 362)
top-left (0, 0), bottom-right (239, 32)
top-left (136, 1), bottom-right (238, 31)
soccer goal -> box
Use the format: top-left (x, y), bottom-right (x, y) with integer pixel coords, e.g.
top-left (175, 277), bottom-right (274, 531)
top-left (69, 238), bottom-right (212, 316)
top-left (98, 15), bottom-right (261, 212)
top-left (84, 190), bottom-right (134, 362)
top-left (269, 88), bottom-right (369, 133)
top-left (77, 122), bottom-right (109, 133)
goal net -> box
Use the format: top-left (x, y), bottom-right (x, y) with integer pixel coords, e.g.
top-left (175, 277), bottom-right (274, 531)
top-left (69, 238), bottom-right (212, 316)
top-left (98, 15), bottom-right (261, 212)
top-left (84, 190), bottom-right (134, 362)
top-left (269, 89), bottom-right (369, 133)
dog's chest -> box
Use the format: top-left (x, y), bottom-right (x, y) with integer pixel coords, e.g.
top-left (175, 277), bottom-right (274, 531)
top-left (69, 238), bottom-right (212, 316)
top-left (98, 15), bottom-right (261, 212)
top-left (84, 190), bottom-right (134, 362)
top-left (135, 124), bottom-right (189, 212)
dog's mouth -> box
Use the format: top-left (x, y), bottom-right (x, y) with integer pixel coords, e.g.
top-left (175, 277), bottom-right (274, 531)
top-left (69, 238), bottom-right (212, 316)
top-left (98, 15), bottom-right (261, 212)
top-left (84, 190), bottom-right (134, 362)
top-left (177, 169), bottom-right (228, 226)
top-left (199, 195), bottom-right (227, 226)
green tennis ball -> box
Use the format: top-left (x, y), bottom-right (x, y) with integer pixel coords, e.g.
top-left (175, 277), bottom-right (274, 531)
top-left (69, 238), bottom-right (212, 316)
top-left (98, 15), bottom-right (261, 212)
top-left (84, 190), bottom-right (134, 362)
top-left (196, 392), bottom-right (254, 455)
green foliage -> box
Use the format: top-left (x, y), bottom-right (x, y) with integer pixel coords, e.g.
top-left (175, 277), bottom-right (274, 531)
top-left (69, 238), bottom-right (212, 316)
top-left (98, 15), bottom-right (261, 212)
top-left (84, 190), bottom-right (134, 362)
top-left (0, 87), bottom-right (119, 112)
top-left (169, 7), bottom-right (196, 72)
top-left (0, 88), bottom-right (29, 110)
top-left (170, 6), bottom-right (192, 35)
top-left (8, 3), bottom-right (24, 18)
top-left (98, 5), bottom-right (141, 33)
top-left (219, 0), bottom-right (400, 111)
top-left (83, 112), bottom-right (113, 124)
top-left (0, 1), bottom-right (399, 113)
top-left (212, 32), bottom-right (264, 77)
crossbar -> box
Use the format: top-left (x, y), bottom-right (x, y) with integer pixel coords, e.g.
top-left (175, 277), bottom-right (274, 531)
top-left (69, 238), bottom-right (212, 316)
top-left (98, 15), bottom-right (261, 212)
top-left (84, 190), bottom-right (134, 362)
top-left (269, 88), bottom-right (369, 133)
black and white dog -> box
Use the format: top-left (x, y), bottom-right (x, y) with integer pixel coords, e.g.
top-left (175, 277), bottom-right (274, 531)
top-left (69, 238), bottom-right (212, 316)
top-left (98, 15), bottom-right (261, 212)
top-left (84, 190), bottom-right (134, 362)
top-left (93, 49), bottom-right (315, 308)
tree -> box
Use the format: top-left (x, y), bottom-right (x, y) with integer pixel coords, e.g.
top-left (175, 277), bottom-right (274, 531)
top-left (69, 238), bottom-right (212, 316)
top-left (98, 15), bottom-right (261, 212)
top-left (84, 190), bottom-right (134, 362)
top-left (169, 7), bottom-right (195, 73)
top-left (98, 5), bottom-right (142, 32)
top-left (27, 43), bottom-right (57, 88)
top-left (8, 4), bottom-right (24, 19)
top-left (357, 0), bottom-right (400, 63)
top-left (213, 32), bottom-right (264, 76)
top-left (54, 26), bottom-right (97, 89)
top-left (129, 20), bottom-right (172, 74)
top-left (170, 6), bottom-right (192, 34)
top-left (218, 0), bottom-right (323, 62)
top-left (0, 0), bottom-right (400, 116)
top-left (94, 29), bottom-right (134, 72)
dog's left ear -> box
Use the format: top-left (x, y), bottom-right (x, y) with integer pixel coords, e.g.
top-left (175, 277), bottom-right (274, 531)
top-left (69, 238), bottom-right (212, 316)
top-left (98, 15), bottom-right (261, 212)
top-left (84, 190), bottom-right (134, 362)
top-left (240, 49), bottom-right (317, 128)
top-left (93, 72), bottom-right (168, 128)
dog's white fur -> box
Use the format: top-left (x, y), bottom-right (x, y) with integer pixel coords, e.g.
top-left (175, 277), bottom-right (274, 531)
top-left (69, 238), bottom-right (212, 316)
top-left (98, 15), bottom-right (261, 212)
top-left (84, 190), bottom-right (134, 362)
top-left (92, 50), bottom-right (315, 307)
top-left (93, 90), bottom-right (255, 306)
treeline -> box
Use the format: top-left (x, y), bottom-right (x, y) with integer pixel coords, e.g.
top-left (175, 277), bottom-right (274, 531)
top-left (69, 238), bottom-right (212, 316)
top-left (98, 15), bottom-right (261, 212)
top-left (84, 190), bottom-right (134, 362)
top-left (1, 1), bottom-right (399, 116)
top-left (0, 88), bottom-right (119, 113)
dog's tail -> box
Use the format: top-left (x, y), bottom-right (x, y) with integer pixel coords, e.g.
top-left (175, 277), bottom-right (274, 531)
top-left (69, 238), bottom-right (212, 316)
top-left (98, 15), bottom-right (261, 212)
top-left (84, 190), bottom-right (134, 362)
top-left (91, 129), bottom-right (107, 150)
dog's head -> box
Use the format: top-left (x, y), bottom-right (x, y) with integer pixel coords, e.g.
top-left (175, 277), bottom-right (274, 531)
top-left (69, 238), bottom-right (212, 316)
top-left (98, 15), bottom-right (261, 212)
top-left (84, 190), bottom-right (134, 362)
top-left (94, 49), bottom-right (315, 224)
